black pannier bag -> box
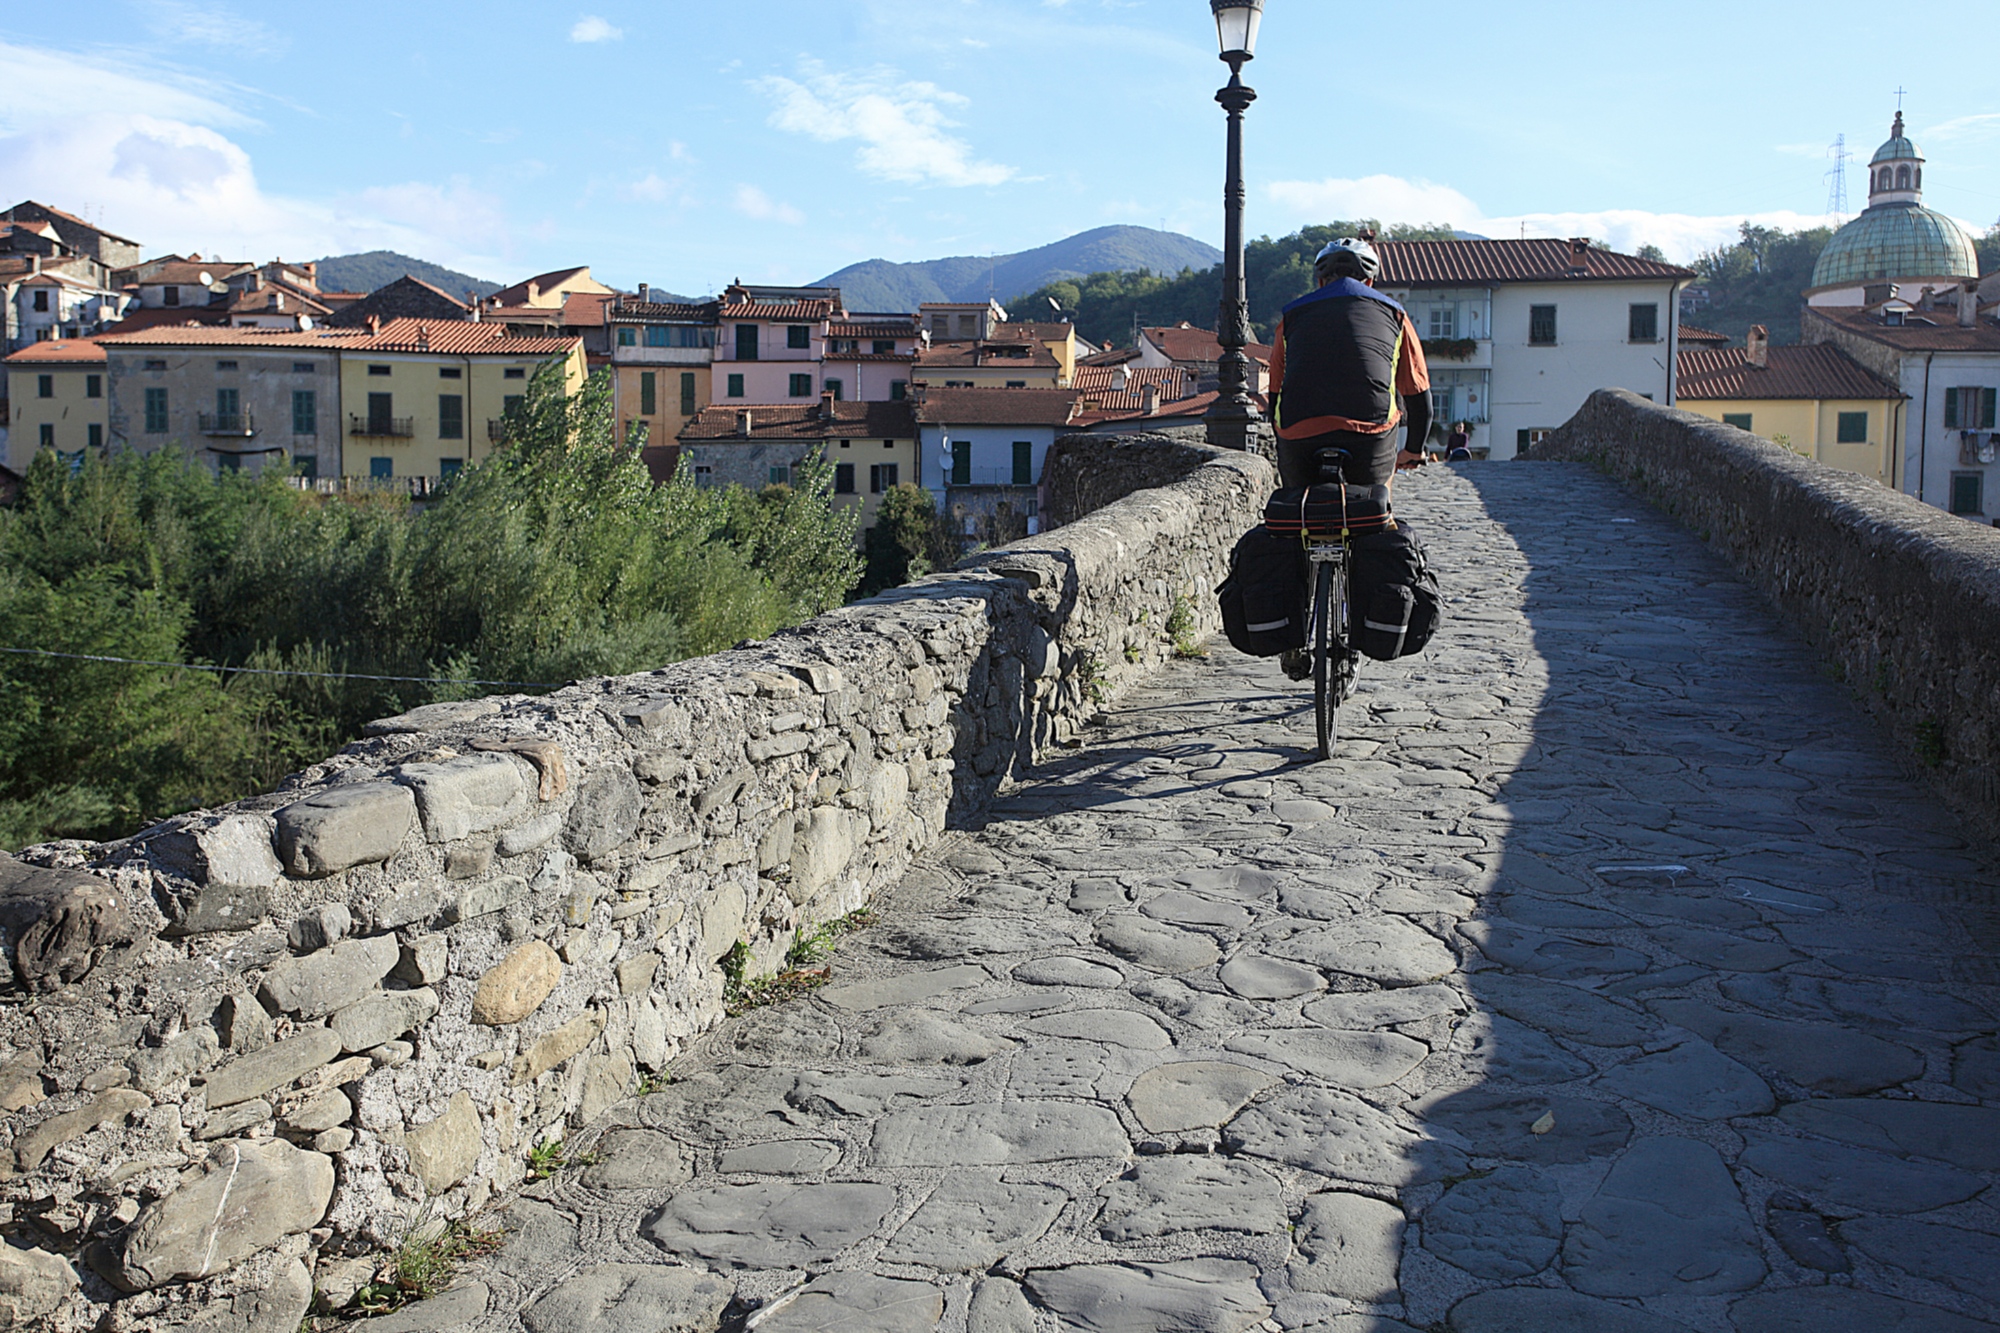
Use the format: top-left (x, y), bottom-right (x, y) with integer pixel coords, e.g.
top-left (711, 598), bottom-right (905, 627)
top-left (1347, 518), bottom-right (1443, 661)
top-left (1263, 483), bottom-right (1395, 539)
top-left (1217, 524), bottom-right (1306, 656)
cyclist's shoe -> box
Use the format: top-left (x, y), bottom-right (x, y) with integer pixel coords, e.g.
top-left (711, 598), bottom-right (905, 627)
top-left (1334, 649), bottom-right (1360, 698)
top-left (1280, 648), bottom-right (1312, 681)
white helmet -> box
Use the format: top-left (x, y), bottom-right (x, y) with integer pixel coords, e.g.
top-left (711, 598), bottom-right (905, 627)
top-left (1314, 237), bottom-right (1380, 283)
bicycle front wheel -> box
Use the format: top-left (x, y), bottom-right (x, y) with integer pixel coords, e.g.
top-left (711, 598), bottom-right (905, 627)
top-left (1313, 559), bottom-right (1337, 759)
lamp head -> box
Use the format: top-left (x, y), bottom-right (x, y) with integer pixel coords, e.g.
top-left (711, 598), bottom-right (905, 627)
top-left (1210, 0), bottom-right (1264, 70)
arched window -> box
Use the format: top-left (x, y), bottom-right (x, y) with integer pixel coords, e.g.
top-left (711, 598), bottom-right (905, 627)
top-left (1877, 169), bottom-right (1892, 193)
top-left (1914, 167), bottom-right (1922, 190)
top-left (1897, 164), bottom-right (1911, 189)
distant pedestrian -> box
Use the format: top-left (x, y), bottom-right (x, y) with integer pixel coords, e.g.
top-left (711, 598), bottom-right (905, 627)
top-left (1446, 421), bottom-right (1472, 462)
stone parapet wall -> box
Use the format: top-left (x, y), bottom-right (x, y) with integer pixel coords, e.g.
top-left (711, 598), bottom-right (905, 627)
top-left (0, 429), bottom-right (1272, 1330)
top-left (1541, 388), bottom-right (2000, 832)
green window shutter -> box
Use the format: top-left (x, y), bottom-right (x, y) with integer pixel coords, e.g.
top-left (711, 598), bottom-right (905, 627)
top-left (640, 371), bottom-right (656, 416)
top-left (727, 374), bottom-right (744, 398)
top-left (1945, 390), bottom-right (1960, 428)
top-left (951, 442), bottom-right (970, 485)
top-left (789, 373), bottom-right (812, 397)
top-left (1722, 413), bottom-right (1753, 430)
top-left (1012, 441), bottom-right (1032, 485)
top-left (88, 423), bottom-right (102, 449)
top-left (890, 380), bottom-right (906, 401)
top-left (787, 325), bottom-right (810, 349)
top-left (680, 372), bottom-right (696, 415)
top-left (1983, 388), bottom-right (1997, 429)
top-left (1836, 411), bottom-right (1868, 444)
top-left (38, 375), bottom-right (52, 398)
top-left (292, 390), bottom-right (316, 435)
top-left (736, 325), bottom-right (759, 360)
top-left (617, 327), bottom-right (635, 346)
top-left (439, 394), bottom-right (463, 440)
top-left (86, 374), bottom-right (101, 398)
top-left (144, 387), bottom-right (169, 433)
top-left (370, 457), bottom-right (393, 479)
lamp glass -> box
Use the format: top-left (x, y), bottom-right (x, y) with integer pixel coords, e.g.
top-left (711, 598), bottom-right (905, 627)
top-left (1211, 0), bottom-right (1263, 59)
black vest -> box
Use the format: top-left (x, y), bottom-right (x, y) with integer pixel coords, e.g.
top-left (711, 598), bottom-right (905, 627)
top-left (1274, 279), bottom-right (1408, 432)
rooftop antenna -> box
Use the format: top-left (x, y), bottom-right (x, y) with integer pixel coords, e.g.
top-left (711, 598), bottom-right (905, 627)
top-left (1825, 133), bottom-right (1851, 221)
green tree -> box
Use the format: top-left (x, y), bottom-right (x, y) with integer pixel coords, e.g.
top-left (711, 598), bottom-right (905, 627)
top-left (1688, 223), bottom-right (1834, 344)
top-left (858, 483), bottom-right (943, 596)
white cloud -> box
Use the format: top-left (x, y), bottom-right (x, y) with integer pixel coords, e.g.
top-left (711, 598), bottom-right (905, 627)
top-left (756, 62), bottom-right (1015, 188)
top-left (1923, 112), bottom-right (2000, 142)
top-left (733, 184), bottom-right (804, 226)
top-left (1267, 173), bottom-right (1841, 261)
top-left (0, 40), bottom-right (246, 132)
top-left (570, 16), bottom-right (623, 43)
top-left (141, 1), bottom-right (288, 55)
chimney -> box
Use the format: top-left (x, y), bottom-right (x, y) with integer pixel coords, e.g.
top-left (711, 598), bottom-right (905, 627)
top-left (819, 388), bottom-right (836, 417)
top-left (1113, 364), bottom-right (1131, 390)
top-left (526, 280), bottom-right (540, 304)
top-left (1962, 281), bottom-right (1980, 328)
top-left (1919, 286), bottom-right (1935, 312)
top-left (1746, 325), bottom-right (1769, 369)
top-left (1864, 282), bottom-right (1895, 307)
top-left (469, 299), bottom-right (481, 323)
top-left (1142, 382), bottom-right (1162, 415)
top-left (367, 314), bottom-right (381, 335)
top-left (737, 409), bottom-right (754, 436)
top-left (1568, 237), bottom-right (1590, 270)
top-left (638, 283), bottom-right (651, 304)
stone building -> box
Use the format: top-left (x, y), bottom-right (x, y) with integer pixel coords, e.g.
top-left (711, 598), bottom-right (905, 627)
top-left (678, 395), bottom-right (918, 530)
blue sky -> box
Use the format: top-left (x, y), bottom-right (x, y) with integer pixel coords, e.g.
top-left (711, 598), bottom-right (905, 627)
top-left (3, 0), bottom-right (1995, 295)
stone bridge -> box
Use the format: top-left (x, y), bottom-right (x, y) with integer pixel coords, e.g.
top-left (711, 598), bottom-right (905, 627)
top-left (2, 400), bottom-right (1998, 1332)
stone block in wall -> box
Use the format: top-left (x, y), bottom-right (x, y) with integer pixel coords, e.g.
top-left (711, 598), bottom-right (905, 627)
top-left (393, 935), bottom-right (447, 987)
top-left (473, 941), bottom-right (563, 1026)
top-left (700, 881), bottom-right (749, 962)
top-left (361, 699), bottom-right (501, 737)
top-left (145, 814), bottom-right (283, 895)
top-left (214, 992), bottom-right (271, 1052)
top-left (0, 1239), bottom-right (79, 1325)
top-left (273, 783), bottom-right (416, 877)
top-left (14, 1087), bottom-right (149, 1170)
top-left (114, 1138), bottom-right (333, 1291)
top-left (498, 813), bottom-right (562, 857)
top-left (511, 1011), bottom-right (603, 1084)
top-left (563, 765), bottom-right (642, 861)
top-left (258, 934), bottom-right (399, 1019)
top-left (129, 1027), bottom-right (220, 1093)
top-left (331, 987), bottom-right (439, 1053)
top-left (287, 903), bottom-right (351, 953)
top-left (404, 1090), bottom-right (482, 1194)
top-left (202, 1027), bottom-right (342, 1108)
top-left (396, 753), bottom-right (529, 844)
top-left (0, 854), bottom-right (146, 990)
top-left (790, 807), bottom-right (860, 903)
top-left (444, 875), bottom-right (529, 925)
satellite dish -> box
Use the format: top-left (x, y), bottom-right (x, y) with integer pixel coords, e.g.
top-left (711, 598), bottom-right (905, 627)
top-left (198, 271), bottom-right (213, 286)
top-left (299, 315), bottom-right (314, 330)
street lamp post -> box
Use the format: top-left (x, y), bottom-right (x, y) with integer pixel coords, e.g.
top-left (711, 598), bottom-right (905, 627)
top-left (1204, 0), bottom-right (1265, 453)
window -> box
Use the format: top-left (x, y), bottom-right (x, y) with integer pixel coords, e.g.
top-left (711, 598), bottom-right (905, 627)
top-left (1529, 305), bottom-right (1557, 345)
top-left (1896, 164), bottom-right (1911, 190)
top-left (870, 462), bottom-right (898, 492)
top-left (439, 366), bottom-right (462, 379)
top-left (293, 362), bottom-right (315, 374)
top-left (1515, 428), bottom-right (1554, 454)
top-left (839, 439), bottom-right (851, 449)
top-left (88, 423), bottom-right (103, 449)
top-left (640, 371), bottom-right (657, 417)
top-left (370, 457), bottom-right (393, 479)
top-left (1628, 304), bottom-right (1659, 342)
top-left (769, 465), bottom-right (791, 485)
top-left (367, 392), bottom-right (394, 434)
top-left (368, 364), bottom-right (391, 376)
top-left (292, 389), bottom-right (317, 435)
top-left (787, 325), bottom-right (810, 350)
top-left (36, 375), bottom-right (52, 399)
top-left (503, 394), bottom-right (524, 416)
top-left (31, 290), bottom-right (49, 312)
top-left (726, 373), bottom-right (745, 398)
top-left (735, 324), bottom-right (759, 360)
top-left (789, 373), bottom-right (813, 397)
top-left (439, 394), bottom-right (463, 440)
top-left (86, 374), bottom-right (101, 399)
top-left (1950, 473), bottom-right (1983, 516)
top-left (1428, 305), bottom-right (1456, 340)
top-left (1722, 412), bottom-right (1753, 431)
top-left (1005, 380), bottom-right (1026, 389)
top-left (883, 439), bottom-right (894, 449)
top-left (145, 387), bottom-right (169, 433)
top-left (503, 367), bottom-right (526, 380)
top-left (680, 371), bottom-right (696, 416)
top-left (617, 327), bottom-right (636, 346)
top-left (294, 456), bottom-right (318, 482)
top-left (1012, 440), bottom-right (1033, 485)
top-left (145, 358), bottom-right (166, 371)
top-left (439, 458), bottom-right (463, 479)
top-left (1836, 411), bottom-right (1869, 444)
top-left (1944, 387), bottom-right (1998, 429)
top-left (162, 287), bottom-right (179, 307)
top-left (890, 380), bottom-right (907, 401)
top-left (39, 424), bottom-right (54, 449)
top-left (951, 442), bottom-right (970, 485)
top-left (956, 314), bottom-right (976, 338)
top-left (216, 387), bottom-right (239, 424)
top-left (693, 464), bottom-right (713, 487)
top-left (216, 360), bottom-right (237, 372)
top-left (834, 463), bottom-right (855, 493)
top-left (825, 379), bottom-right (843, 401)
top-left (642, 326), bottom-right (666, 348)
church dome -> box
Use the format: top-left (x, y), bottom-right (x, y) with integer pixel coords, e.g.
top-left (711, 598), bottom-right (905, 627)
top-left (1811, 108), bottom-right (1977, 290)
top-left (1812, 204), bottom-right (1977, 288)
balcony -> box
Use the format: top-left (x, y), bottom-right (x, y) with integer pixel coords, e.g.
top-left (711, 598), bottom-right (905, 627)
top-left (350, 414), bottom-right (415, 438)
top-left (199, 411), bottom-right (256, 436)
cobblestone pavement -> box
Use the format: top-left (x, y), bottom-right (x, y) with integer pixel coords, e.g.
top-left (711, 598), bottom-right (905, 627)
top-left (434, 463), bottom-right (2000, 1332)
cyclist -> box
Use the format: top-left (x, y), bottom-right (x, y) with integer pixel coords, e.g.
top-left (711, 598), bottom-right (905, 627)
top-left (1267, 235), bottom-right (1432, 680)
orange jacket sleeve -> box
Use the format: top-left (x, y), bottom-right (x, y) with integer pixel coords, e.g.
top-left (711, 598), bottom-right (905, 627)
top-left (1395, 311), bottom-right (1430, 395)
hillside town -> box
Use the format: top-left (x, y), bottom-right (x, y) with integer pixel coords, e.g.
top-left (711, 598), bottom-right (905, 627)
top-left (5, 108), bottom-right (1996, 532)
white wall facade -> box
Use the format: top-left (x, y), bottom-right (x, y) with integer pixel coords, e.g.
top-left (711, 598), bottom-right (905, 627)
top-left (919, 422), bottom-right (1059, 496)
top-left (1895, 351), bottom-right (2000, 520)
top-left (1486, 280), bottom-right (1682, 459)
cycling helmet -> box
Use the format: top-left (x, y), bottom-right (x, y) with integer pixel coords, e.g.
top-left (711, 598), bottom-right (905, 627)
top-left (1314, 237), bottom-right (1380, 283)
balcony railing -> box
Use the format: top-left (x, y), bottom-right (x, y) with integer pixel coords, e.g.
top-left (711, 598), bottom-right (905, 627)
top-left (350, 414), bottom-right (415, 438)
top-left (488, 419), bottom-right (507, 442)
top-left (198, 411), bottom-right (256, 436)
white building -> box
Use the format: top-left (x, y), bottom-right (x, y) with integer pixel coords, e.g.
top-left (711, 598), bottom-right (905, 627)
top-left (914, 386), bottom-right (1080, 544)
top-left (1376, 237), bottom-right (1693, 459)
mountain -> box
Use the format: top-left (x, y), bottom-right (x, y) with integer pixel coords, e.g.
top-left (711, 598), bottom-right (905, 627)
top-left (814, 226), bottom-right (1223, 314)
top-left (314, 251), bottom-right (504, 300)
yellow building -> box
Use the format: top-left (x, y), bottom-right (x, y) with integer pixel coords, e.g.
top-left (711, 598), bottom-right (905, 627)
top-left (4, 337), bottom-right (106, 472)
top-left (1678, 334), bottom-right (1904, 483)
top-left (677, 397), bottom-right (918, 532)
top-left (337, 319), bottom-right (585, 481)
top-left (606, 297), bottom-right (718, 468)
top-left (992, 321), bottom-right (1085, 386)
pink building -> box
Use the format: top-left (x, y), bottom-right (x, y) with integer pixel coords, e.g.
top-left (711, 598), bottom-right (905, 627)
top-left (708, 285), bottom-right (919, 407)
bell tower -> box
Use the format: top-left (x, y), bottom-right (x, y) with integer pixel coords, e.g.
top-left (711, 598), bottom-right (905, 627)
top-left (1866, 111), bottom-right (1924, 207)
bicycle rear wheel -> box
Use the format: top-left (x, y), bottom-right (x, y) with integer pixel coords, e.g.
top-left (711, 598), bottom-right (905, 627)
top-left (1312, 560), bottom-right (1337, 759)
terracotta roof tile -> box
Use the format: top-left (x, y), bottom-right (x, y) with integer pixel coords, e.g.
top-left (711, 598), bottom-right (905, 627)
top-left (915, 341), bottom-right (1060, 370)
top-left (718, 298), bottom-right (836, 321)
top-left (1377, 238), bottom-right (1694, 285)
top-left (96, 317), bottom-right (577, 357)
top-left (1678, 324), bottom-right (1731, 345)
top-left (3, 337), bottom-right (107, 365)
top-left (829, 319), bottom-right (918, 338)
top-left (913, 387), bottom-right (1080, 427)
top-left (1143, 323), bottom-right (1271, 366)
top-left (678, 399), bottom-right (917, 441)
top-left (1, 201), bottom-right (141, 247)
top-left (1070, 365), bottom-right (1194, 412)
top-left (609, 298), bottom-right (720, 323)
top-left (1806, 304), bottom-right (2000, 353)
top-left (1676, 344), bottom-right (1902, 401)
top-left (561, 292), bottom-right (615, 327)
